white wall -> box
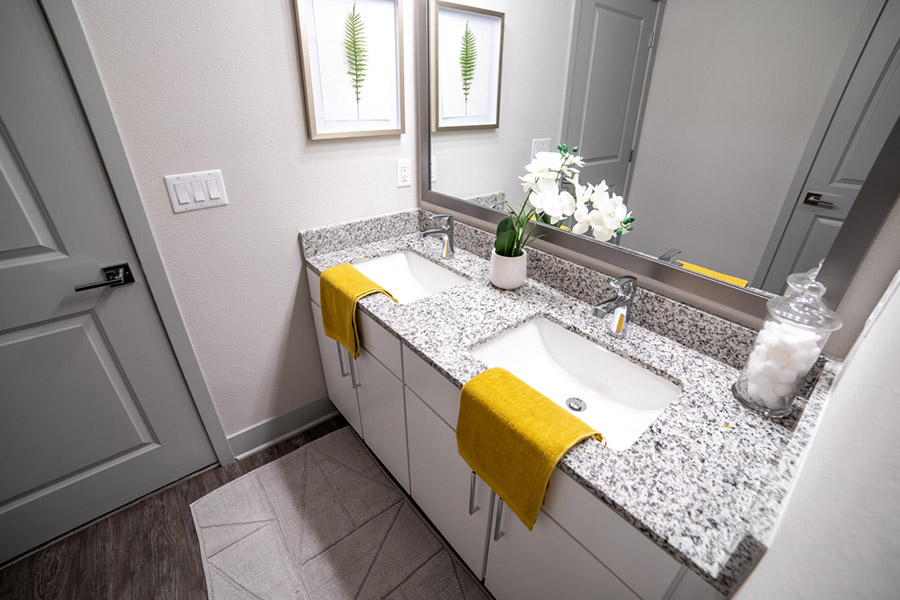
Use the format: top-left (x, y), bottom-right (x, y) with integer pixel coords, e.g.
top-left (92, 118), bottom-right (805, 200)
top-left (74, 0), bottom-right (418, 435)
top-left (735, 269), bottom-right (900, 598)
top-left (431, 0), bottom-right (574, 205)
top-left (623, 0), bottom-right (868, 280)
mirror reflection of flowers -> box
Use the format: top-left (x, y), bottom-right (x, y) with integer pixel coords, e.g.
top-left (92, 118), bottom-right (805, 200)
top-left (495, 144), bottom-right (635, 257)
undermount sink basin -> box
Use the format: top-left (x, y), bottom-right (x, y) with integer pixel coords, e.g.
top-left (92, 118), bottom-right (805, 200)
top-left (471, 318), bottom-right (680, 451)
top-left (353, 251), bottom-right (468, 304)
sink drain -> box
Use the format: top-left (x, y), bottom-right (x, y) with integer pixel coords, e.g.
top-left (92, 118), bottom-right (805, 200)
top-left (566, 397), bottom-right (586, 412)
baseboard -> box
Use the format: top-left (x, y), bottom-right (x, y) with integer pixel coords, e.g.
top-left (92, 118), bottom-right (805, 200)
top-left (227, 397), bottom-right (338, 460)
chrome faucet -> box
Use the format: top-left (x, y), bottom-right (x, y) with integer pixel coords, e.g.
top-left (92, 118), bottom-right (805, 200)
top-left (422, 213), bottom-right (455, 259)
top-left (593, 276), bottom-right (637, 337)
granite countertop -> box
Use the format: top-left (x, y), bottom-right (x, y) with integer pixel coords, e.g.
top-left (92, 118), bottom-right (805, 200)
top-left (300, 210), bottom-right (838, 596)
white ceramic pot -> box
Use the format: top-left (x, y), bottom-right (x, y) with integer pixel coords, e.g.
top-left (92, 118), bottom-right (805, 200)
top-left (489, 248), bottom-right (527, 289)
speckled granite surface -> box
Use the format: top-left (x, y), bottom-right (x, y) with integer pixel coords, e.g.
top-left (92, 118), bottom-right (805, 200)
top-left (298, 210), bottom-right (839, 595)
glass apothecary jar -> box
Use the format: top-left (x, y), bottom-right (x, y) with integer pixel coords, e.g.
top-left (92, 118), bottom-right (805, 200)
top-left (732, 280), bottom-right (841, 418)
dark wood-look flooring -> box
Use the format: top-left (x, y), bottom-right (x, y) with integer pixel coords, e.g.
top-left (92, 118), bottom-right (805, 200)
top-left (0, 416), bottom-right (349, 600)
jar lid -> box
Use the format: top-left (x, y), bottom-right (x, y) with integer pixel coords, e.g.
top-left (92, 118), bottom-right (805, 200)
top-left (785, 260), bottom-right (824, 296)
top-left (767, 280), bottom-right (843, 331)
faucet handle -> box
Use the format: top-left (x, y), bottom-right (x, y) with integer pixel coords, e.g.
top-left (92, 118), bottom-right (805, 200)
top-left (611, 275), bottom-right (637, 295)
top-left (431, 213), bottom-right (453, 227)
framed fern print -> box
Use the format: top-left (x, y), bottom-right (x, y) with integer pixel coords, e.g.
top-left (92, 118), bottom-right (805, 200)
top-left (295, 0), bottom-right (405, 139)
top-left (432, 2), bottom-right (504, 131)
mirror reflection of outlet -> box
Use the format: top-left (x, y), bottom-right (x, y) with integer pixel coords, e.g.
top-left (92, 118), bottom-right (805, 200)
top-left (430, 155), bottom-right (437, 183)
top-left (397, 158), bottom-right (411, 187)
top-left (531, 138), bottom-right (552, 159)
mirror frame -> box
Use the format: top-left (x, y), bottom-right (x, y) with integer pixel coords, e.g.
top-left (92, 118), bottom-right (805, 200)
top-left (415, 0), bottom-right (900, 321)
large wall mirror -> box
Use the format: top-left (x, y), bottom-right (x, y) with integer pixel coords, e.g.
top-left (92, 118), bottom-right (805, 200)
top-left (417, 0), bottom-right (900, 321)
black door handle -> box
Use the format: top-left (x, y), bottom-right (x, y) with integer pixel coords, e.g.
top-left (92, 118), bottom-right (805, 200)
top-left (74, 263), bottom-right (135, 292)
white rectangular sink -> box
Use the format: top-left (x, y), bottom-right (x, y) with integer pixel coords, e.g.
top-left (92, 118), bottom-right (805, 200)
top-left (471, 318), bottom-right (680, 451)
top-left (353, 251), bottom-right (468, 304)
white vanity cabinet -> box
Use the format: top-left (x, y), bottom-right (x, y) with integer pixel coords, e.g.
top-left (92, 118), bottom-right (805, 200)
top-left (308, 269), bottom-right (409, 492)
top-left (306, 267), bottom-right (721, 599)
top-left (485, 467), bottom-right (685, 600)
top-left (485, 498), bottom-right (640, 600)
top-left (403, 346), bottom-right (493, 578)
top-left (311, 309), bottom-right (363, 436)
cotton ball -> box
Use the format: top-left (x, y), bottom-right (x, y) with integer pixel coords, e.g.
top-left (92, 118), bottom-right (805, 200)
top-left (769, 348), bottom-right (793, 369)
top-left (759, 385), bottom-right (783, 409)
top-left (757, 360), bottom-right (781, 380)
top-left (774, 382), bottom-right (795, 397)
top-left (776, 369), bottom-right (799, 384)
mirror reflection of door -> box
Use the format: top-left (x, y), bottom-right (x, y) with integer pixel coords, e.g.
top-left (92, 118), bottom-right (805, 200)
top-left (758, 0), bottom-right (900, 293)
top-left (561, 0), bottom-right (663, 195)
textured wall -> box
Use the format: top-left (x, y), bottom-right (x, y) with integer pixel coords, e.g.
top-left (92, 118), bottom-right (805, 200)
top-left (624, 0), bottom-right (868, 281)
top-left (735, 270), bottom-right (900, 598)
top-left (74, 0), bottom-right (418, 435)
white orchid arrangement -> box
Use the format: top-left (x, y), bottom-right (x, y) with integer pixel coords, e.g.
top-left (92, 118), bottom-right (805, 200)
top-left (494, 144), bottom-right (634, 257)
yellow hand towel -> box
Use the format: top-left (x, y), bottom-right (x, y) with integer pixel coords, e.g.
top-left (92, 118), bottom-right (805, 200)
top-left (320, 264), bottom-right (397, 359)
top-left (457, 367), bottom-right (604, 530)
top-left (676, 260), bottom-right (748, 288)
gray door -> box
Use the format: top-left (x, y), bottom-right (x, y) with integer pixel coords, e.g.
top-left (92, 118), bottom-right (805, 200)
top-left (0, 0), bottom-right (216, 564)
top-left (760, 0), bottom-right (900, 293)
top-left (561, 0), bottom-right (661, 194)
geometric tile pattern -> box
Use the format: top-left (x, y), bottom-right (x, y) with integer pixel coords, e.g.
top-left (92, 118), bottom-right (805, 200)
top-left (192, 427), bottom-right (489, 600)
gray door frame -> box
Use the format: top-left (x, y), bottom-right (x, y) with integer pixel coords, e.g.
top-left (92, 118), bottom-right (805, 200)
top-left (40, 0), bottom-right (234, 465)
top-left (752, 0), bottom-right (889, 289)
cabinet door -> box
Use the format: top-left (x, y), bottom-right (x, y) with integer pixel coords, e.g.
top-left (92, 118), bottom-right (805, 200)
top-left (311, 305), bottom-right (363, 436)
top-left (406, 387), bottom-right (492, 579)
top-left (485, 502), bottom-right (640, 600)
top-left (355, 348), bottom-right (409, 492)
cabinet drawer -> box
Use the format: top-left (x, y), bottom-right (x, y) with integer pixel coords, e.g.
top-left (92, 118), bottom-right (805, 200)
top-left (308, 268), bottom-right (402, 378)
top-left (402, 344), bottom-right (462, 429)
top-left (543, 469), bottom-right (682, 600)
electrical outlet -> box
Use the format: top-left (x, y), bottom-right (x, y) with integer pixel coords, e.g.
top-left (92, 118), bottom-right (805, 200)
top-left (397, 158), bottom-right (411, 187)
top-left (430, 155), bottom-right (437, 183)
top-left (531, 138), bottom-right (552, 159)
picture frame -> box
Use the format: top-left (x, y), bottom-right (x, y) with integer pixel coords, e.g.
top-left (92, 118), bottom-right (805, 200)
top-left (295, 0), bottom-right (405, 140)
top-left (431, 1), bottom-right (504, 131)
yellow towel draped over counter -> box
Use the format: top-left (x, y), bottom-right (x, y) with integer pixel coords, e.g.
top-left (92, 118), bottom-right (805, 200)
top-left (320, 264), bottom-right (396, 359)
top-left (457, 367), bottom-right (604, 530)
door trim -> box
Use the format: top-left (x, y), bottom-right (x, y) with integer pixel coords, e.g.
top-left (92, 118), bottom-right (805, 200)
top-left (752, 0), bottom-right (889, 288)
top-left (39, 0), bottom-right (234, 465)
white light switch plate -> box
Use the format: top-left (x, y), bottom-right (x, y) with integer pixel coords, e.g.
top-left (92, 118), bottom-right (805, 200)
top-left (531, 138), bottom-right (552, 159)
top-left (430, 155), bottom-right (437, 183)
top-left (165, 169), bottom-right (228, 213)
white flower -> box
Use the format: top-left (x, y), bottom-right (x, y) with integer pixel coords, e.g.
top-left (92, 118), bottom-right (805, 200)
top-left (528, 179), bottom-right (575, 221)
top-left (525, 152), bottom-right (564, 180)
top-left (560, 152), bottom-right (585, 177)
top-left (587, 191), bottom-right (627, 241)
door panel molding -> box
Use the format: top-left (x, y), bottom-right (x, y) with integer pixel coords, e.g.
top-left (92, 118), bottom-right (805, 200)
top-left (39, 0), bottom-right (233, 464)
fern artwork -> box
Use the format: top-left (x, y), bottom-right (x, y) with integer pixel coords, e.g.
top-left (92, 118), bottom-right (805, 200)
top-left (344, 2), bottom-right (368, 119)
top-left (459, 21), bottom-right (477, 115)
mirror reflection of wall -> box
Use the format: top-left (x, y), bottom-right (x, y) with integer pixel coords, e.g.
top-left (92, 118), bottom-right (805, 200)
top-left (431, 0), bottom-right (892, 292)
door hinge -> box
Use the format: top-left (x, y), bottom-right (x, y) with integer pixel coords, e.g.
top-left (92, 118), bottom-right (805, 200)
top-left (649, 31), bottom-right (656, 48)
top-left (629, 149), bottom-right (634, 163)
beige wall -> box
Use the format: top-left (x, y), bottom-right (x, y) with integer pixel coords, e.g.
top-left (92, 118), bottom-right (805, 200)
top-left (74, 0), bottom-right (418, 435)
top-left (624, 0), bottom-right (869, 281)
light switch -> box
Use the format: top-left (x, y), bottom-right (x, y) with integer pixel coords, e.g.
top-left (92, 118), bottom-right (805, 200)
top-left (206, 178), bottom-right (221, 199)
top-left (191, 180), bottom-right (206, 202)
top-left (164, 169), bottom-right (228, 214)
top-left (174, 183), bottom-right (191, 205)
